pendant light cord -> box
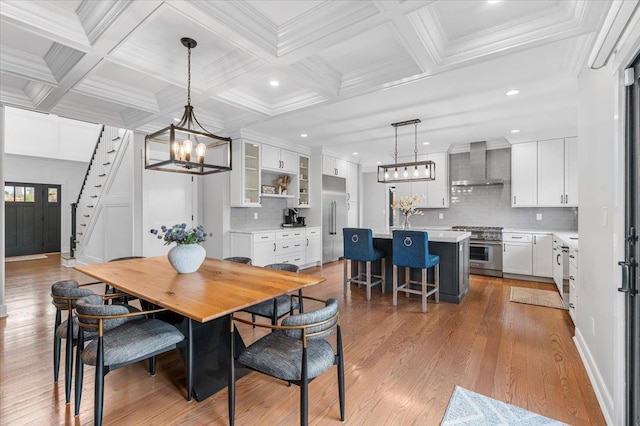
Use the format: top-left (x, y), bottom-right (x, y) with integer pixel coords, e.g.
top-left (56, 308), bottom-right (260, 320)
top-left (414, 123), bottom-right (418, 162)
top-left (187, 46), bottom-right (192, 106)
top-left (394, 126), bottom-right (398, 164)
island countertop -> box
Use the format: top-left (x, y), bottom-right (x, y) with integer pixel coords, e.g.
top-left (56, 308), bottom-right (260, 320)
top-left (372, 228), bottom-right (471, 243)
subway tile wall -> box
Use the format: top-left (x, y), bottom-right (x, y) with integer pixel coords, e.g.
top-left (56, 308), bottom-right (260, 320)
top-left (408, 148), bottom-right (578, 231)
top-left (230, 197), bottom-right (288, 230)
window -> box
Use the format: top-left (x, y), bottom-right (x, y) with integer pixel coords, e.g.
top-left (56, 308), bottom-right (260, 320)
top-left (48, 188), bottom-right (58, 203)
top-left (25, 186), bottom-right (35, 202)
top-left (14, 186), bottom-right (25, 202)
top-left (4, 186), bottom-right (14, 202)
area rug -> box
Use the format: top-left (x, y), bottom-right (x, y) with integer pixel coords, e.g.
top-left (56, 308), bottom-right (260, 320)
top-left (510, 287), bottom-right (565, 310)
top-left (5, 254), bottom-right (48, 262)
top-left (441, 386), bottom-right (566, 425)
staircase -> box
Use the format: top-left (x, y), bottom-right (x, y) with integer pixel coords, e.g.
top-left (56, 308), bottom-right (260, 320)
top-left (63, 126), bottom-right (131, 266)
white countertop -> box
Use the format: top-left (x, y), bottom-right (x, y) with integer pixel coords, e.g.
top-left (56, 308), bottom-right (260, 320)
top-left (503, 228), bottom-right (578, 235)
top-left (554, 232), bottom-right (579, 250)
top-left (230, 226), bottom-right (320, 234)
top-left (372, 228), bottom-right (471, 243)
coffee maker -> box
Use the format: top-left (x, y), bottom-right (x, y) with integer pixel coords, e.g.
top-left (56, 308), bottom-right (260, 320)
top-left (283, 208), bottom-right (298, 225)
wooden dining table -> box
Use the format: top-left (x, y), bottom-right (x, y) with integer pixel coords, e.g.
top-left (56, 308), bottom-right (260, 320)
top-left (75, 256), bottom-right (325, 401)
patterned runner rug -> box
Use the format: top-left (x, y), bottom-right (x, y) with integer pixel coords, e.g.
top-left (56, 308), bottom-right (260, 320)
top-left (510, 286), bottom-right (565, 310)
top-left (441, 386), bottom-right (566, 425)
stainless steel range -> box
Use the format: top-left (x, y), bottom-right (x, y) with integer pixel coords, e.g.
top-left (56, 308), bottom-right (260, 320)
top-left (451, 226), bottom-right (503, 277)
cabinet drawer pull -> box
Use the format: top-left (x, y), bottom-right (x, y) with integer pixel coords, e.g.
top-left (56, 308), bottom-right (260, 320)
top-left (569, 303), bottom-right (575, 309)
top-left (273, 243), bottom-right (276, 251)
top-left (513, 195), bottom-right (516, 205)
top-left (282, 245), bottom-right (289, 249)
top-left (511, 236), bottom-right (523, 239)
top-left (534, 235), bottom-right (537, 244)
top-left (569, 275), bottom-right (575, 280)
top-left (565, 194), bottom-right (568, 204)
top-left (442, 197), bottom-right (445, 206)
top-left (294, 258), bottom-right (301, 262)
top-left (560, 194), bottom-right (564, 203)
top-left (569, 255), bottom-right (575, 258)
top-left (261, 236), bottom-right (269, 239)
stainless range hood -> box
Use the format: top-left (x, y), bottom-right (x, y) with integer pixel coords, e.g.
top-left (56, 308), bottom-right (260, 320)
top-left (451, 141), bottom-right (504, 186)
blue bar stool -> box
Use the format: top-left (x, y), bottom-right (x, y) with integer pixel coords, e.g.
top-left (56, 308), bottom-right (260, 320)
top-left (343, 228), bottom-right (385, 300)
top-left (392, 230), bottom-right (440, 312)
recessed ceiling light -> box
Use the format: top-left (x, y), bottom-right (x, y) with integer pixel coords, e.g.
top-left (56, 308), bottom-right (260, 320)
top-left (423, 142), bottom-right (430, 145)
top-left (510, 129), bottom-right (520, 133)
top-left (377, 161), bottom-right (381, 164)
top-left (352, 152), bottom-right (358, 155)
top-left (487, 0), bottom-right (500, 4)
top-left (270, 80), bottom-right (279, 87)
top-left (506, 89), bottom-right (520, 96)
top-left (300, 133), bottom-right (308, 138)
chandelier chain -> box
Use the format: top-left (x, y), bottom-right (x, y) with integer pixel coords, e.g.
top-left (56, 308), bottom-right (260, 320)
top-left (414, 123), bottom-right (418, 161)
top-left (187, 46), bottom-right (191, 106)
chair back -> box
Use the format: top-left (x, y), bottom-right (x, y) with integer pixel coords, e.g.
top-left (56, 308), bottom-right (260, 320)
top-left (75, 294), bottom-right (137, 332)
top-left (392, 230), bottom-right (433, 269)
top-left (264, 263), bottom-right (300, 273)
top-left (224, 257), bottom-right (252, 265)
top-left (343, 228), bottom-right (376, 261)
top-left (51, 280), bottom-right (94, 310)
top-left (282, 298), bottom-right (339, 341)
top-left (109, 256), bottom-right (144, 262)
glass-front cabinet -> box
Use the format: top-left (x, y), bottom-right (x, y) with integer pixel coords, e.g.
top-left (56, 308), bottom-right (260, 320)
top-left (230, 140), bottom-right (262, 207)
top-left (298, 154), bottom-right (310, 208)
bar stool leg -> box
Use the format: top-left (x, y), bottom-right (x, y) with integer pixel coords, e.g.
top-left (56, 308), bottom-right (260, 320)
top-left (422, 268), bottom-right (427, 313)
top-left (343, 259), bottom-right (348, 295)
top-left (405, 267), bottom-right (410, 298)
top-left (435, 264), bottom-right (440, 303)
top-left (381, 259), bottom-right (386, 294)
top-left (392, 265), bottom-right (398, 306)
top-left (366, 261), bottom-right (372, 301)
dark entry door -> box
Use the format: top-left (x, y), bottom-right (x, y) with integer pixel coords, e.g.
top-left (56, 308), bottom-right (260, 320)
top-left (620, 52), bottom-right (639, 425)
top-left (4, 182), bottom-right (61, 256)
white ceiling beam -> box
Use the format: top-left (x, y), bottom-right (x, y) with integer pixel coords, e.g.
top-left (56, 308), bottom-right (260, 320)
top-left (0, 86), bottom-right (34, 109)
top-left (0, 46), bottom-right (57, 85)
top-left (72, 75), bottom-right (160, 113)
top-left (289, 55), bottom-right (342, 100)
top-left (0, 0), bottom-right (91, 52)
top-left (203, 49), bottom-right (267, 93)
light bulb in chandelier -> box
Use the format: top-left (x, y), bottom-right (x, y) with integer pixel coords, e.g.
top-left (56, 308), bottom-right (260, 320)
top-left (403, 166), bottom-right (408, 178)
top-left (425, 165), bottom-right (430, 178)
top-left (384, 168), bottom-right (389, 179)
top-left (196, 142), bottom-right (206, 164)
top-left (414, 165), bottom-right (419, 177)
top-left (182, 139), bottom-right (192, 162)
top-left (394, 168), bottom-right (398, 178)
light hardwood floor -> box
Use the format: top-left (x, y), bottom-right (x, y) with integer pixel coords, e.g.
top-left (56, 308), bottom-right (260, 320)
top-left (1, 254), bottom-right (604, 425)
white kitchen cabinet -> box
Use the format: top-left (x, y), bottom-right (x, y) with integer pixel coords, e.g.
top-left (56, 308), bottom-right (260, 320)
top-left (347, 201), bottom-right (358, 227)
top-left (532, 233), bottom-right (553, 277)
top-left (537, 139), bottom-right (565, 206)
top-left (297, 154), bottom-right (310, 208)
top-left (568, 246), bottom-right (578, 324)
top-left (305, 227), bottom-right (322, 266)
top-left (347, 161), bottom-right (359, 202)
top-left (230, 140), bottom-right (262, 207)
top-left (275, 229), bottom-right (306, 266)
top-left (322, 155), bottom-right (347, 178)
top-left (564, 137), bottom-right (578, 207)
top-left (511, 142), bottom-right (538, 207)
top-left (425, 152), bottom-right (449, 208)
top-left (230, 231), bottom-right (276, 266)
top-left (503, 232), bottom-right (533, 275)
top-left (261, 144), bottom-right (297, 174)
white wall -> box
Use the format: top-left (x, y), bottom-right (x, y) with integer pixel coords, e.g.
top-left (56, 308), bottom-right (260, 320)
top-left (3, 154), bottom-right (88, 254)
top-left (202, 172), bottom-right (230, 259)
top-left (0, 106), bottom-right (7, 318)
top-left (361, 172), bottom-right (388, 231)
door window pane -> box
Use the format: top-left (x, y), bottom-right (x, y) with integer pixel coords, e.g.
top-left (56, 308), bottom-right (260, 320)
top-left (24, 187), bottom-right (35, 202)
top-left (4, 186), bottom-right (14, 202)
top-left (14, 186), bottom-right (24, 202)
top-left (48, 188), bottom-right (58, 203)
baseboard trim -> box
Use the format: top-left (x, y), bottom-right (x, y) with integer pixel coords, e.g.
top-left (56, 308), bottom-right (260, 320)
top-left (573, 327), bottom-right (614, 425)
top-left (502, 273), bottom-right (554, 283)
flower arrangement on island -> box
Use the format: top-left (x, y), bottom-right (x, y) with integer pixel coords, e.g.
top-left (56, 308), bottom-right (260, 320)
top-left (150, 223), bottom-right (206, 245)
top-left (392, 195), bottom-right (423, 229)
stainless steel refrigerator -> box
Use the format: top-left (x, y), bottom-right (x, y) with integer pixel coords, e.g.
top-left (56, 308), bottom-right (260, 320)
top-left (322, 175), bottom-right (347, 263)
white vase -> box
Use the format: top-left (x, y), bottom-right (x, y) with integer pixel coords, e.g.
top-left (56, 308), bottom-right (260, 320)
top-left (402, 214), bottom-right (411, 230)
top-left (167, 244), bottom-right (206, 273)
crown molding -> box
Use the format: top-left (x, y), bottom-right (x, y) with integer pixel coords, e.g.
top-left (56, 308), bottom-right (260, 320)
top-left (0, 46), bottom-right (57, 85)
top-left (270, 91), bottom-right (327, 115)
top-left (562, 33), bottom-right (596, 78)
top-left (44, 44), bottom-right (85, 83)
top-left (0, 87), bottom-right (34, 109)
top-left (388, 15), bottom-right (437, 74)
top-left (170, 0), bottom-right (277, 62)
top-left (289, 55), bottom-right (342, 99)
top-left (340, 52), bottom-right (421, 96)
top-left (216, 88), bottom-right (326, 117)
top-left (52, 102), bottom-right (123, 128)
top-left (24, 81), bottom-right (56, 106)
top-left (203, 49), bottom-right (267, 92)
top-left (76, 0), bottom-right (134, 44)
top-left (72, 75), bottom-right (160, 112)
top-left (277, 1), bottom-right (380, 60)
top-left (0, 0), bottom-right (91, 52)
top-left (120, 107), bottom-right (153, 129)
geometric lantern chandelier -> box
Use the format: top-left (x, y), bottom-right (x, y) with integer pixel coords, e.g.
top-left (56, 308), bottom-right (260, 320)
top-left (145, 38), bottom-right (232, 175)
top-left (377, 119), bottom-right (435, 183)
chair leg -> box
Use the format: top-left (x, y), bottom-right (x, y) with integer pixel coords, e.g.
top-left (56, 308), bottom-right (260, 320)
top-left (343, 259), bottom-right (349, 295)
top-left (405, 267), bottom-right (410, 298)
top-left (53, 310), bottom-right (61, 382)
top-left (392, 265), bottom-right (398, 306)
top-left (74, 330), bottom-right (85, 416)
top-left (301, 348), bottom-right (308, 426)
top-left (381, 259), bottom-right (386, 294)
top-left (298, 289), bottom-right (304, 313)
top-left (95, 337), bottom-right (104, 426)
top-left (149, 355), bottom-right (157, 376)
top-left (64, 311), bottom-right (74, 404)
top-left (422, 268), bottom-right (427, 313)
top-left (252, 313), bottom-right (256, 328)
top-left (229, 317), bottom-right (236, 426)
top-left (337, 326), bottom-right (345, 421)
top-left (366, 261), bottom-right (372, 301)
top-left (272, 298), bottom-right (278, 326)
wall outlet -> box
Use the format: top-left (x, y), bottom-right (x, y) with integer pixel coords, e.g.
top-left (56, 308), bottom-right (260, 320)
top-left (536, 213), bottom-right (542, 221)
top-left (591, 317), bottom-right (596, 336)
top-left (439, 213), bottom-right (444, 219)
top-left (253, 212), bottom-right (258, 220)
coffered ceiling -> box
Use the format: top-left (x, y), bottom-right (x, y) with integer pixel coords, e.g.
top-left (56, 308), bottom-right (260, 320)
top-left (0, 0), bottom-right (612, 168)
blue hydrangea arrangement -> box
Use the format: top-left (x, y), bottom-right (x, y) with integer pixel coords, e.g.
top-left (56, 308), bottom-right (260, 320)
top-left (150, 223), bottom-right (206, 245)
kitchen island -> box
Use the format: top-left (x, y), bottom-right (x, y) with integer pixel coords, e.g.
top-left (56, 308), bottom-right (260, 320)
top-left (368, 229), bottom-right (471, 304)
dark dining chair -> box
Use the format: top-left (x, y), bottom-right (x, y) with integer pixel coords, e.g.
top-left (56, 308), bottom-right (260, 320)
top-left (229, 296), bottom-right (344, 426)
top-left (242, 263), bottom-right (303, 326)
top-left (50, 280), bottom-right (96, 404)
top-left (74, 294), bottom-right (185, 426)
top-left (223, 256), bottom-right (252, 265)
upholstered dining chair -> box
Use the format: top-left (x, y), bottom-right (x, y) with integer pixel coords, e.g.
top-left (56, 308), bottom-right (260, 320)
top-left (229, 296), bottom-right (345, 426)
top-left (343, 228), bottom-right (385, 300)
top-left (50, 280), bottom-right (95, 404)
top-left (223, 256), bottom-right (252, 265)
top-left (242, 263), bottom-right (303, 326)
top-left (392, 230), bottom-right (440, 313)
top-left (74, 294), bottom-right (185, 426)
